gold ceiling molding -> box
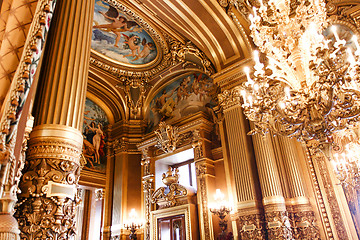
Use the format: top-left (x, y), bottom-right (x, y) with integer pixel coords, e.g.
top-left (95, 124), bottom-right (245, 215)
top-left (327, 1), bottom-right (360, 28)
top-left (125, 0), bottom-right (252, 71)
top-left (87, 72), bottom-right (126, 122)
top-left (90, 34), bottom-right (214, 82)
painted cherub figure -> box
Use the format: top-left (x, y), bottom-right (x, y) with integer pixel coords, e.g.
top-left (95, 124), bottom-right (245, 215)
top-left (122, 34), bottom-right (141, 57)
top-left (94, 6), bottom-right (137, 47)
top-left (132, 39), bottom-right (154, 61)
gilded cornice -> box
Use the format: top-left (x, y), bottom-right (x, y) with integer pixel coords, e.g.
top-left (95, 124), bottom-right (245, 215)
top-left (212, 58), bottom-right (252, 90)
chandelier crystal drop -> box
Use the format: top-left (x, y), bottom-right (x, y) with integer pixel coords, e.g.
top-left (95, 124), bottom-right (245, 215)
top-left (241, 0), bottom-right (360, 142)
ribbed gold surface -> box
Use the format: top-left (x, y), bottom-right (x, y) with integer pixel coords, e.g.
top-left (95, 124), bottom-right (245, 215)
top-left (34, 0), bottom-right (94, 131)
top-left (277, 136), bottom-right (306, 198)
top-left (224, 106), bottom-right (259, 202)
top-left (252, 132), bottom-right (283, 198)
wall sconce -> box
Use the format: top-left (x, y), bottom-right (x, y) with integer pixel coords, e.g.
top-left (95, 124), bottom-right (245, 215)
top-left (124, 209), bottom-right (143, 240)
top-left (209, 189), bottom-right (233, 240)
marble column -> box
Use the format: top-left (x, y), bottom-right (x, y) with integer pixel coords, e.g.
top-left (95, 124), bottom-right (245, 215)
top-left (219, 88), bottom-right (265, 239)
top-left (14, 0), bottom-right (94, 239)
top-left (252, 132), bottom-right (293, 239)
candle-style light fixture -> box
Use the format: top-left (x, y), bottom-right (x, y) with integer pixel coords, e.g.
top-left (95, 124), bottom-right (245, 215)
top-left (209, 189), bottom-right (233, 240)
top-left (233, 0), bottom-right (360, 189)
top-left (124, 209), bottom-right (143, 240)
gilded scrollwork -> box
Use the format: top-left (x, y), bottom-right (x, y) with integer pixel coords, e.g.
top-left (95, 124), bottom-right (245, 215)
top-left (155, 122), bottom-right (179, 153)
top-left (111, 137), bottom-right (128, 153)
top-left (15, 134), bottom-right (82, 240)
top-left (141, 148), bottom-right (151, 176)
top-left (195, 163), bottom-right (211, 240)
top-left (192, 129), bottom-right (204, 160)
top-left (143, 176), bottom-right (153, 240)
top-left (304, 143), bottom-right (349, 240)
top-left (289, 210), bottom-right (320, 239)
top-left (165, 40), bottom-right (214, 75)
top-left (265, 211), bottom-right (293, 239)
top-left (237, 214), bottom-right (266, 240)
top-left (218, 86), bottom-right (242, 111)
top-left (117, 79), bottom-right (148, 119)
top-left (151, 167), bottom-right (188, 208)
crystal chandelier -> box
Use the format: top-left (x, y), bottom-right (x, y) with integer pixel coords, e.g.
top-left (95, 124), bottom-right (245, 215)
top-left (241, 0), bottom-right (360, 143)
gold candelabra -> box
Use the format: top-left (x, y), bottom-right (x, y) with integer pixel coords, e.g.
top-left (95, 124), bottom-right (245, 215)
top-left (238, 0), bottom-right (360, 187)
top-left (209, 189), bottom-right (233, 240)
top-left (124, 209), bottom-right (143, 240)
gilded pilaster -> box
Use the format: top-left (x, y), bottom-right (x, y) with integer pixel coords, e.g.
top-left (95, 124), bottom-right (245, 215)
top-left (218, 88), bottom-right (265, 239)
top-left (192, 128), bottom-right (216, 240)
top-left (14, 0), bottom-right (94, 238)
top-left (141, 148), bottom-right (154, 240)
top-left (252, 133), bottom-right (293, 239)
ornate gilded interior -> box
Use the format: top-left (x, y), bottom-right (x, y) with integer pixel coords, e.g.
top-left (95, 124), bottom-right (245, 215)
top-left (1, 0), bottom-right (360, 240)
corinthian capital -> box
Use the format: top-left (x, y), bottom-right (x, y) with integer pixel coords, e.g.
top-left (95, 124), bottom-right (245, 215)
top-left (218, 86), bottom-right (242, 110)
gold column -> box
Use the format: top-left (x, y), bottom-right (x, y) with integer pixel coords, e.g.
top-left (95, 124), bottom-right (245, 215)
top-left (276, 136), bottom-right (319, 238)
top-left (14, 0), bottom-right (94, 239)
top-left (218, 89), bottom-right (265, 239)
top-left (251, 132), bottom-right (293, 239)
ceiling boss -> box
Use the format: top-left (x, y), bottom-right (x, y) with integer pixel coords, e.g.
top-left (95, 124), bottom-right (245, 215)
top-left (240, 0), bottom-right (360, 188)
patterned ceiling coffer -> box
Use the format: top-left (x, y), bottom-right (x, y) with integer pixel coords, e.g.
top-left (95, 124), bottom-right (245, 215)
top-left (91, 0), bottom-right (167, 69)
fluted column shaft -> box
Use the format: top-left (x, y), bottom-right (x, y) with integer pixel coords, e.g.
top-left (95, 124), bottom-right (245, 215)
top-left (277, 137), bottom-right (307, 200)
top-left (277, 136), bottom-right (319, 239)
top-left (252, 133), bottom-right (293, 239)
top-left (218, 86), bottom-right (265, 239)
top-left (15, 0), bottom-right (94, 239)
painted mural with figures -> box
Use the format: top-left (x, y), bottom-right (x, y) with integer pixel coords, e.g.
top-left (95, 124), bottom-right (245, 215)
top-left (83, 98), bottom-right (109, 173)
top-left (92, 0), bottom-right (157, 65)
top-left (147, 73), bottom-right (217, 131)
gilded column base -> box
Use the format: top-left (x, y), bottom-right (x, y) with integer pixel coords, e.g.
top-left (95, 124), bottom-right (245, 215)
top-left (14, 125), bottom-right (83, 239)
top-left (264, 211), bottom-right (293, 239)
top-left (288, 209), bottom-right (319, 239)
top-left (237, 214), bottom-right (266, 239)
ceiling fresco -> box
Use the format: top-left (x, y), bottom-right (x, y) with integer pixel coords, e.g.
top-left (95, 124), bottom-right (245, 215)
top-left (146, 72), bottom-right (217, 131)
top-left (92, 0), bottom-right (158, 66)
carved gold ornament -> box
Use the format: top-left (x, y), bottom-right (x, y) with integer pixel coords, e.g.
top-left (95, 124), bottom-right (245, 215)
top-left (154, 122), bottom-right (179, 153)
top-left (236, 0), bottom-right (360, 143)
top-left (151, 167), bottom-right (188, 208)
